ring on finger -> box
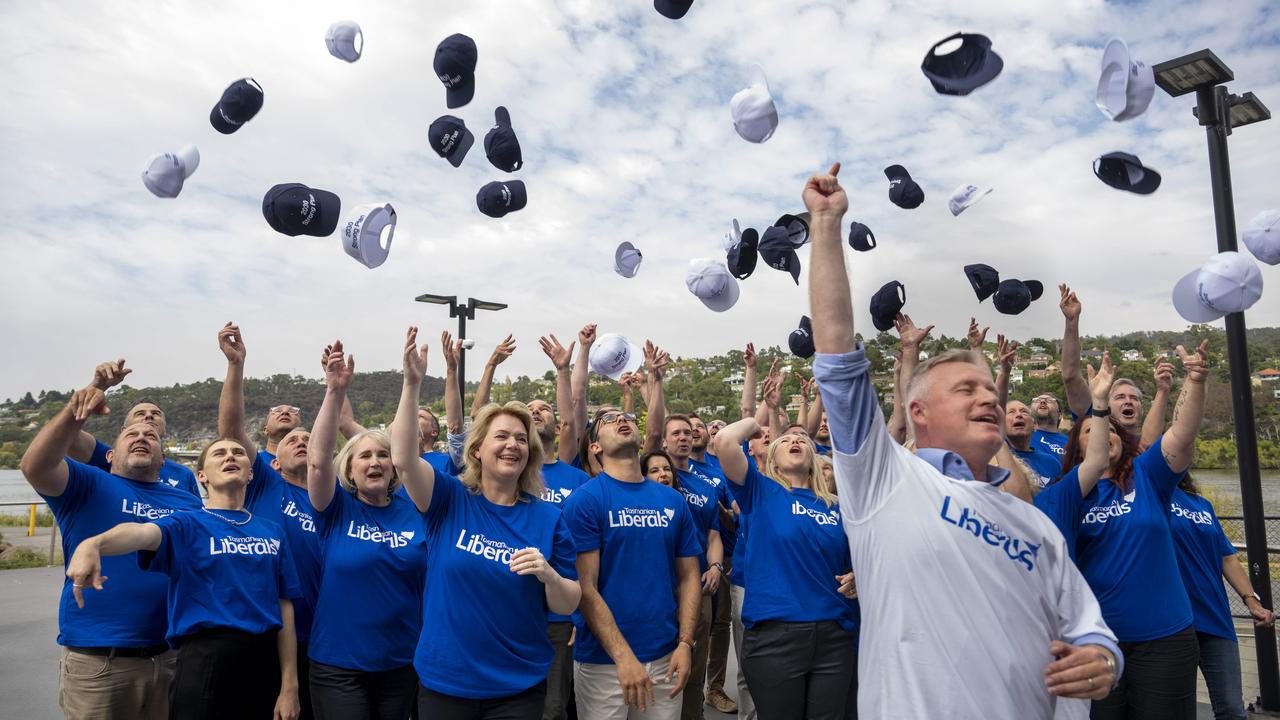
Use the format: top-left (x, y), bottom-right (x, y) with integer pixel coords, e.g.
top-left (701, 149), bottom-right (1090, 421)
top-left (1087, 676), bottom-right (1095, 689)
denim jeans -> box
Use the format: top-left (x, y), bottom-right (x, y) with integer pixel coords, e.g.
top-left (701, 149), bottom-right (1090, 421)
top-left (1197, 632), bottom-right (1247, 720)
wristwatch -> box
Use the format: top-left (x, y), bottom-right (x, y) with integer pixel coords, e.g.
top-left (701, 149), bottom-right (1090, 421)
top-left (1245, 591), bottom-right (1263, 604)
top-left (1092, 406), bottom-right (1111, 417)
top-left (711, 562), bottom-right (725, 575)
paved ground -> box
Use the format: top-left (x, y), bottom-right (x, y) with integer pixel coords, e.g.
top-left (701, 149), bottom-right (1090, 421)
top-left (0, 565), bottom-right (1223, 719)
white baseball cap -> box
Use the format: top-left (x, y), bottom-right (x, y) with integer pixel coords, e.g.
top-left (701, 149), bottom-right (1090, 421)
top-left (948, 184), bottom-right (992, 216)
top-left (325, 21), bottom-right (363, 63)
top-left (141, 144), bottom-right (200, 198)
top-left (614, 241), bottom-right (643, 278)
top-left (589, 333), bottom-right (644, 380)
top-left (1096, 38), bottom-right (1154, 122)
top-left (730, 66), bottom-right (778, 144)
top-left (340, 203), bottom-right (396, 268)
top-left (1243, 210), bottom-right (1280, 266)
top-left (685, 258), bottom-right (741, 312)
top-left (1172, 251), bottom-right (1264, 323)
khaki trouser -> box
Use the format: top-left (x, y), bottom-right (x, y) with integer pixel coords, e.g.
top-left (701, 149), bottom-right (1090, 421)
top-left (730, 585), bottom-right (757, 720)
top-left (681, 594), bottom-right (713, 720)
top-left (705, 564), bottom-right (733, 694)
top-left (575, 652), bottom-right (683, 720)
top-left (58, 647), bottom-right (176, 720)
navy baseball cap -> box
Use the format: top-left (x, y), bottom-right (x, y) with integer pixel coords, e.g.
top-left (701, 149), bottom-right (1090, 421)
top-left (963, 263), bottom-right (1000, 301)
top-left (921, 32), bottom-right (1003, 96)
top-left (654, 0), bottom-right (694, 19)
top-left (1093, 152), bottom-right (1161, 194)
top-left (1025, 280), bottom-right (1044, 301)
top-left (885, 165), bottom-right (925, 209)
top-left (869, 281), bottom-right (906, 332)
top-left (848, 222), bottom-right (876, 252)
top-left (262, 183), bottom-right (341, 237)
top-left (993, 279), bottom-right (1036, 315)
top-left (476, 180), bottom-right (527, 218)
top-left (788, 316), bottom-right (815, 359)
top-left (727, 226), bottom-right (759, 280)
top-left (774, 212), bottom-right (810, 247)
top-left (210, 78), bottom-right (264, 134)
top-left (758, 226), bottom-right (801, 284)
top-left (484, 106), bottom-right (523, 172)
top-left (434, 34), bottom-right (477, 109)
top-left (429, 115), bottom-right (475, 168)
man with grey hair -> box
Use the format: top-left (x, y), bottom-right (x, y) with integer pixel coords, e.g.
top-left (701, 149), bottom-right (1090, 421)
top-left (803, 160), bottom-right (1122, 718)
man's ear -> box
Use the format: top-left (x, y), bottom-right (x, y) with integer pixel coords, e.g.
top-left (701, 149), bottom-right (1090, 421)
top-left (908, 399), bottom-right (927, 425)
top-left (105, 449), bottom-right (114, 464)
top-left (271, 458), bottom-right (283, 473)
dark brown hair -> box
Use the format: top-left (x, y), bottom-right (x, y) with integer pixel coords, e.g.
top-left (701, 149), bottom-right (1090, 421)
top-left (1059, 416), bottom-right (1140, 492)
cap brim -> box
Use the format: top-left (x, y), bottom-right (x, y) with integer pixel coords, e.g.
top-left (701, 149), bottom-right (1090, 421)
top-left (447, 129), bottom-right (475, 168)
top-left (210, 105), bottom-right (239, 134)
top-left (311, 189), bottom-right (342, 237)
top-left (1128, 166), bottom-right (1161, 194)
top-left (786, 253), bottom-right (801, 284)
top-left (176, 145), bottom-right (200, 178)
top-left (495, 106), bottom-right (511, 127)
top-left (925, 49), bottom-right (1004, 94)
top-left (445, 78), bottom-right (475, 109)
top-left (699, 276), bottom-right (741, 312)
top-left (507, 180), bottom-right (528, 211)
top-left (1026, 280), bottom-right (1044, 301)
top-left (1172, 267), bottom-right (1226, 323)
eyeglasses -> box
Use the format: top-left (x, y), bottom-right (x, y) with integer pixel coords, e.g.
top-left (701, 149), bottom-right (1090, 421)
top-left (269, 405), bottom-right (301, 415)
top-left (591, 412), bottom-right (638, 440)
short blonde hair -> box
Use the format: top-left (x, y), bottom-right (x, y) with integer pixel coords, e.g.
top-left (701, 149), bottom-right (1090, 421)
top-left (763, 433), bottom-right (836, 508)
top-left (905, 349), bottom-right (990, 407)
top-left (334, 429), bottom-right (401, 497)
top-left (462, 402), bottom-right (546, 502)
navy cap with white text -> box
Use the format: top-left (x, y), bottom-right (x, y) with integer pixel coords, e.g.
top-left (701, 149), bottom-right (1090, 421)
top-left (434, 34), bottom-right (478, 109)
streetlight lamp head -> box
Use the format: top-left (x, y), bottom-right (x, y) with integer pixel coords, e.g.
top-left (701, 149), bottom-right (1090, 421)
top-left (1153, 49), bottom-right (1233, 96)
top-left (1228, 92), bottom-right (1271, 129)
top-left (415, 293), bottom-right (458, 306)
top-left (469, 298), bottom-right (508, 313)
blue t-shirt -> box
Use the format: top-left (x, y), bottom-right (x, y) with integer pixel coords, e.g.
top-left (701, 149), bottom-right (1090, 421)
top-left (423, 450), bottom-right (460, 477)
top-left (563, 474), bottom-right (702, 665)
top-left (140, 508), bottom-right (301, 644)
top-left (690, 456), bottom-right (734, 557)
top-left (245, 453), bottom-right (323, 643)
top-left (1032, 429), bottom-right (1068, 459)
top-left (41, 460), bottom-right (203, 647)
top-left (417, 472), bottom-right (577, 699)
top-left (309, 490), bottom-right (427, 670)
top-left (90, 440), bottom-right (201, 498)
top-left (540, 460), bottom-right (590, 623)
top-left (1075, 438), bottom-right (1193, 642)
top-left (729, 452), bottom-right (759, 589)
top-left (1170, 488), bottom-right (1238, 641)
top-left (675, 468), bottom-right (723, 570)
top-left (728, 466), bottom-right (858, 632)
top-left (814, 442), bottom-right (832, 456)
top-left (1033, 471), bottom-right (1086, 562)
top-left (1011, 443), bottom-right (1063, 488)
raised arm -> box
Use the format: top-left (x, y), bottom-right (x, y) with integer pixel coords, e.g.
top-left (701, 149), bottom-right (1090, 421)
top-left (471, 335), bottom-right (515, 418)
top-left (68, 359), bottom-right (133, 462)
top-left (994, 444), bottom-right (1033, 502)
top-left (392, 327), bottom-right (438, 512)
top-left (64, 520), bottom-right (163, 607)
top-left (1161, 341), bottom-right (1209, 474)
top-left (572, 324), bottom-right (596, 431)
top-left (806, 163), bottom-right (854, 353)
top-left (740, 343), bottom-right (758, 420)
top-left (217, 322), bottom-right (257, 457)
top-left (995, 334), bottom-right (1019, 410)
top-left (539, 333), bottom-right (579, 464)
top-left (619, 373), bottom-right (636, 415)
top-left (1139, 358), bottom-right (1174, 452)
top-left (641, 342), bottom-right (668, 454)
top-left (1076, 353), bottom-right (1116, 497)
top-left (887, 354), bottom-right (908, 444)
top-left (21, 386), bottom-right (111, 497)
top-left (966, 317), bottom-right (989, 354)
top-left (762, 374), bottom-right (788, 437)
top-left (807, 381), bottom-right (825, 439)
top-left (1059, 284), bottom-right (1091, 419)
top-left (752, 359), bottom-right (778, 429)
top-left (440, 331), bottom-right (464, 435)
top-left (796, 374), bottom-right (812, 432)
top-left (713, 417), bottom-right (759, 484)
top-left (306, 341), bottom-right (354, 512)
top-left (893, 313), bottom-right (933, 391)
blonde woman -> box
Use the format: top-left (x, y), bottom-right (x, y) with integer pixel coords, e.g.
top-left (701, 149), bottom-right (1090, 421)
top-left (714, 418), bottom-right (858, 720)
top-left (392, 327), bottom-right (580, 720)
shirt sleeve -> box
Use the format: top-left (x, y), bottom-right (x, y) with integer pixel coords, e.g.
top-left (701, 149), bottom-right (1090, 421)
top-left (315, 486), bottom-right (344, 534)
top-left (87, 440), bottom-right (112, 472)
top-left (550, 514), bottom-right (578, 581)
top-left (1215, 513), bottom-right (1238, 558)
top-left (812, 347), bottom-right (881, 456)
top-left (1132, 436), bottom-right (1185, 503)
top-left (674, 501), bottom-right (701, 558)
top-left (563, 487), bottom-right (602, 554)
top-left (40, 459), bottom-right (97, 516)
top-left (446, 431), bottom-right (467, 471)
top-left (425, 469), bottom-right (462, 523)
top-left (138, 513), bottom-right (184, 574)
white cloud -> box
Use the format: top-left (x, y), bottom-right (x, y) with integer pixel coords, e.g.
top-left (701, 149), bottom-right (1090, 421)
top-left (0, 0), bottom-right (1276, 400)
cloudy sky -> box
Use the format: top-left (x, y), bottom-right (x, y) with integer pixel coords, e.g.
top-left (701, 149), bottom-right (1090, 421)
top-left (1, 0), bottom-right (1277, 400)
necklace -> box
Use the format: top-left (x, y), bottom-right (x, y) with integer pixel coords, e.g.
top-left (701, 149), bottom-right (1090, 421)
top-left (202, 507), bottom-right (253, 526)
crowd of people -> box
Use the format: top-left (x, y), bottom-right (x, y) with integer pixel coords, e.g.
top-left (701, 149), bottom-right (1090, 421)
top-left (19, 164), bottom-right (1276, 720)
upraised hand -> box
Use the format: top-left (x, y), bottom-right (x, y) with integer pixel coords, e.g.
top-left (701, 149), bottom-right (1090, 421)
top-left (1059, 283), bottom-right (1082, 322)
top-left (1176, 340), bottom-right (1210, 383)
top-left (744, 342), bottom-right (757, 369)
top-left (795, 373), bottom-right (814, 401)
top-left (218, 322), bottom-right (246, 365)
top-left (802, 162), bottom-right (848, 220)
top-left (893, 313), bottom-right (934, 350)
top-left (1154, 358), bottom-right (1175, 393)
top-left (90, 359), bottom-right (131, 391)
top-left (997, 334), bottom-right (1019, 370)
top-left (440, 331), bottom-right (461, 371)
top-left (538, 334), bottom-right (575, 371)
top-left (69, 386), bottom-right (110, 422)
top-left (1086, 351), bottom-right (1114, 404)
top-left (321, 340), bottom-right (355, 392)
top-left (488, 335), bottom-right (516, 367)
top-left (403, 327), bottom-right (429, 381)
top-left (579, 323), bottom-right (597, 349)
top-left (966, 317), bottom-right (989, 351)
top-left (762, 374), bottom-right (783, 409)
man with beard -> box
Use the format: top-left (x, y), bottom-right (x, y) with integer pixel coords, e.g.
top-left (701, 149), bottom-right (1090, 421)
top-left (1005, 400), bottom-right (1064, 488)
top-left (1029, 394), bottom-right (1069, 458)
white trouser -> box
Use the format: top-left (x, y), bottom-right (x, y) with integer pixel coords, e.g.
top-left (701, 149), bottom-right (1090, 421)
top-left (575, 652), bottom-right (683, 720)
top-left (730, 584), bottom-right (757, 720)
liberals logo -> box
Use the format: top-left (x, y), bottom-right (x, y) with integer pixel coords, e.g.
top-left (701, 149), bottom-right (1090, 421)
top-left (608, 506), bottom-right (674, 529)
top-left (454, 529), bottom-right (518, 564)
top-left (347, 522), bottom-right (415, 549)
top-left (542, 486), bottom-right (574, 504)
top-left (283, 500), bottom-right (316, 533)
top-left (120, 499), bottom-right (177, 521)
top-left (209, 536), bottom-right (280, 557)
top-left (938, 496), bottom-right (1040, 573)
top-left (680, 487), bottom-right (709, 508)
top-left (1083, 500), bottom-right (1132, 526)
top-left (1171, 502), bottom-right (1213, 526)
top-left (791, 501), bottom-right (839, 527)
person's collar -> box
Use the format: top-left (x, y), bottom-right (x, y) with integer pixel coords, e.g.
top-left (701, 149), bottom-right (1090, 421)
top-left (916, 448), bottom-right (1010, 487)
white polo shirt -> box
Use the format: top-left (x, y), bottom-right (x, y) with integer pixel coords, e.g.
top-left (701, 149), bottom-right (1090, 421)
top-left (815, 348), bottom-right (1119, 720)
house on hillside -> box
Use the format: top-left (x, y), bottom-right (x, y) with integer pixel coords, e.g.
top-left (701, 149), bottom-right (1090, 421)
top-left (724, 372), bottom-right (745, 392)
top-left (1011, 368), bottom-right (1024, 385)
top-left (1082, 349), bottom-right (1105, 360)
top-left (1122, 349), bottom-right (1144, 362)
top-left (1253, 368), bottom-right (1280, 387)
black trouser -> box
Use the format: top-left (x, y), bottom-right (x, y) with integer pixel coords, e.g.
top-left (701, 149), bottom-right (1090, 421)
top-left (169, 627), bottom-right (279, 720)
top-left (742, 620), bottom-right (857, 720)
top-left (298, 641), bottom-right (314, 720)
top-left (418, 682), bottom-right (547, 720)
top-left (1090, 624), bottom-right (1199, 720)
top-left (309, 660), bottom-right (418, 720)
top-left (543, 622), bottom-right (574, 720)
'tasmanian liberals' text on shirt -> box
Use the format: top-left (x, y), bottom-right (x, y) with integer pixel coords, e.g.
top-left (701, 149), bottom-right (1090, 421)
top-left (416, 472), bottom-right (577, 699)
top-left (1074, 438), bottom-right (1192, 642)
top-left (41, 459), bottom-right (202, 647)
top-left (245, 453), bottom-right (323, 642)
top-left (140, 508), bottom-right (301, 644)
top-left (1170, 488), bottom-right (1238, 641)
top-left (815, 347), bottom-right (1121, 720)
top-left (563, 473), bottom-right (702, 665)
top-left (1033, 429), bottom-right (1069, 459)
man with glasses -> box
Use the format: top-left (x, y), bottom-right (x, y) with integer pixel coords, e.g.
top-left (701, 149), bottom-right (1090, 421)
top-left (1029, 394), bottom-right (1069, 459)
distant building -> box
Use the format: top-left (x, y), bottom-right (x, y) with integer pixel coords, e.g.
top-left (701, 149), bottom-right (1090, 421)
top-left (1082, 349), bottom-right (1105, 359)
top-left (1255, 368), bottom-right (1280, 382)
top-left (1122, 349), bottom-right (1144, 362)
top-left (1011, 368), bottom-right (1024, 385)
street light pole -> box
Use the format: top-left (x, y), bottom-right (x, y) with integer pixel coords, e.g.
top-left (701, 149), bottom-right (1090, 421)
top-left (415, 293), bottom-right (508, 412)
top-left (1154, 49), bottom-right (1277, 709)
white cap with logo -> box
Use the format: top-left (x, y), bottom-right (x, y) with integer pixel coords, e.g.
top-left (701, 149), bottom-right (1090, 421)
top-left (326, 21), bottom-right (364, 63)
top-left (589, 333), bottom-right (644, 380)
top-left (730, 65), bottom-right (778, 144)
top-left (1096, 38), bottom-right (1154, 122)
top-left (1243, 210), bottom-right (1280, 266)
top-left (948, 184), bottom-right (992, 216)
top-left (340, 203), bottom-right (396, 268)
top-left (142, 144), bottom-right (200, 198)
top-left (685, 257), bottom-right (741, 312)
top-left (1172, 251), bottom-right (1264, 323)
top-left (614, 241), bottom-right (643, 278)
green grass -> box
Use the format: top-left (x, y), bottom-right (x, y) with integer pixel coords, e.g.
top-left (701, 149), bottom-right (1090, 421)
top-left (0, 509), bottom-right (54, 527)
top-left (0, 547), bottom-right (51, 570)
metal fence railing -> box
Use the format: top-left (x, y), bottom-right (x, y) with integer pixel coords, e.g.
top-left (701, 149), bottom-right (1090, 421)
top-left (0, 499), bottom-right (58, 566)
top-left (1217, 517), bottom-right (1280, 619)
